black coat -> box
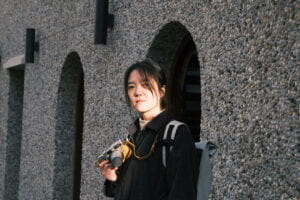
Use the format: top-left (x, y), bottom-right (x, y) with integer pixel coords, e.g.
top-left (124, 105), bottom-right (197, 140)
top-left (104, 111), bottom-right (199, 200)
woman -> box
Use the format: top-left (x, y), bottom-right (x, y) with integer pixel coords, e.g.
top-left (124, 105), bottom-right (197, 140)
top-left (99, 60), bottom-right (199, 200)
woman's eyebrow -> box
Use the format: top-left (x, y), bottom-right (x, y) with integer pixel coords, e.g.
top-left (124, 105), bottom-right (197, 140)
top-left (127, 81), bottom-right (135, 85)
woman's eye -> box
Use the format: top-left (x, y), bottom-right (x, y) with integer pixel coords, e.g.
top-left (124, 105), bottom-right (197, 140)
top-left (142, 81), bottom-right (150, 87)
top-left (128, 85), bottom-right (135, 90)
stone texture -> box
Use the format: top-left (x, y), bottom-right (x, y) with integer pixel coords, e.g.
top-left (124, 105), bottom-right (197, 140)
top-left (0, 0), bottom-right (299, 199)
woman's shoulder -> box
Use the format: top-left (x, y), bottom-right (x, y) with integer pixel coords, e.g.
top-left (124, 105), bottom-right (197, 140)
top-left (163, 118), bottom-right (192, 139)
top-left (165, 117), bottom-right (189, 128)
top-left (162, 119), bottom-right (195, 153)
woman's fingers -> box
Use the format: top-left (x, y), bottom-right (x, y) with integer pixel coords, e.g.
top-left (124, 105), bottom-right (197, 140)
top-left (98, 160), bottom-right (118, 181)
top-left (99, 161), bottom-right (115, 170)
top-left (102, 167), bottom-right (118, 181)
top-left (99, 160), bottom-right (108, 170)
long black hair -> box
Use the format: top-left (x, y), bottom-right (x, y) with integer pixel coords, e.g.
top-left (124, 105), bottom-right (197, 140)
top-left (124, 59), bottom-right (167, 109)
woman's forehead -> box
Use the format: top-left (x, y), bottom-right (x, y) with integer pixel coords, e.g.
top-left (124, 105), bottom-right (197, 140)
top-left (128, 69), bottom-right (153, 82)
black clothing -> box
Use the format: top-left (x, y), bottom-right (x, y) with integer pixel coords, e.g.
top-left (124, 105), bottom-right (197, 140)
top-left (104, 111), bottom-right (199, 200)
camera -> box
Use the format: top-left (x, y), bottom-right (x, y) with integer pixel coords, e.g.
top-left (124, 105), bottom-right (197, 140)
top-left (95, 139), bottom-right (133, 168)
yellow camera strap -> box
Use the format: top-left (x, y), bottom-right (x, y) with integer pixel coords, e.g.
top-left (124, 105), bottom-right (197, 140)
top-left (124, 134), bottom-right (158, 160)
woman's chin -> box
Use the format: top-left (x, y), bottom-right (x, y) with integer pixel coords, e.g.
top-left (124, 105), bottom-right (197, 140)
top-left (134, 107), bottom-right (148, 113)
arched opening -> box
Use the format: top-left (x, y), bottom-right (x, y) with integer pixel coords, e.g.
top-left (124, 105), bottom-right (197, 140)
top-left (147, 21), bottom-right (201, 141)
top-left (4, 66), bottom-right (25, 200)
top-left (53, 52), bottom-right (84, 200)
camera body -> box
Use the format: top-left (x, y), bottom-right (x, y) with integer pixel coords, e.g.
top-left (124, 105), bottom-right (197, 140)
top-left (96, 139), bottom-right (133, 168)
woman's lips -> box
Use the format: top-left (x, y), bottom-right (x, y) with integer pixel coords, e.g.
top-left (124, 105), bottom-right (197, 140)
top-left (136, 100), bottom-right (145, 103)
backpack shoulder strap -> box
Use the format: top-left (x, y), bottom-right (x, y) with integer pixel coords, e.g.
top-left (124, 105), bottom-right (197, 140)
top-left (162, 120), bottom-right (185, 167)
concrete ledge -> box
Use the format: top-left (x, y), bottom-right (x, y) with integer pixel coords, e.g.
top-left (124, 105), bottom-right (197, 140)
top-left (3, 55), bottom-right (25, 69)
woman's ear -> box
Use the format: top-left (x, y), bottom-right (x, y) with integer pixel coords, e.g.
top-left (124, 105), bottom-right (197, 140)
top-left (160, 85), bottom-right (166, 97)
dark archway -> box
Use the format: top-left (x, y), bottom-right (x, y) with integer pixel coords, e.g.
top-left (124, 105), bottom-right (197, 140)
top-left (147, 21), bottom-right (201, 141)
top-left (53, 52), bottom-right (84, 200)
top-left (4, 66), bottom-right (25, 200)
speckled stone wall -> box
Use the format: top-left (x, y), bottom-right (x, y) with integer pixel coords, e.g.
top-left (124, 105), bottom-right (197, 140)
top-left (0, 0), bottom-right (298, 200)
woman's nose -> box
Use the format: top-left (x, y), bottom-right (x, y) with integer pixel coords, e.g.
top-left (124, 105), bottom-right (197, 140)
top-left (134, 85), bottom-right (143, 96)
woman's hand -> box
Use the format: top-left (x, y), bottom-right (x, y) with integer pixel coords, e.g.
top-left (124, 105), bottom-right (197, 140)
top-left (99, 160), bottom-right (118, 182)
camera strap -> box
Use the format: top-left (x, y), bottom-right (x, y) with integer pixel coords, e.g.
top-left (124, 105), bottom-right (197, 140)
top-left (124, 134), bottom-right (159, 160)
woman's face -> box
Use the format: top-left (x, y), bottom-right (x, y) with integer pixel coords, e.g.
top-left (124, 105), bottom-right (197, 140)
top-left (127, 69), bottom-right (164, 120)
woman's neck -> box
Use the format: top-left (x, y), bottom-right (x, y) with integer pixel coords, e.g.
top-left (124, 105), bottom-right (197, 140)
top-left (140, 108), bottom-right (164, 121)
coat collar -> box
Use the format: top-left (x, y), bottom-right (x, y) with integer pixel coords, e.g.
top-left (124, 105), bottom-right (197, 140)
top-left (127, 111), bottom-right (172, 135)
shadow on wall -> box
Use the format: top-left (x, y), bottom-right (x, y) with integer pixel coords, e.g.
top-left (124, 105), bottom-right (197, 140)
top-left (4, 67), bottom-right (25, 200)
top-left (52, 52), bottom-right (84, 200)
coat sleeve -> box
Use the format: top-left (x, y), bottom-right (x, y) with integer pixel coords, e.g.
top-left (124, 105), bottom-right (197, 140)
top-left (103, 180), bottom-right (116, 197)
top-left (165, 125), bottom-right (199, 200)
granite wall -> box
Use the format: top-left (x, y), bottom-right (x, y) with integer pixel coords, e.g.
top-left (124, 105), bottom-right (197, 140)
top-left (0, 0), bottom-right (298, 199)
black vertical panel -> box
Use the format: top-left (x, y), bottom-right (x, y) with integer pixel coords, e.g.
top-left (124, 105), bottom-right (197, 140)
top-left (25, 28), bottom-right (35, 63)
top-left (4, 68), bottom-right (25, 200)
top-left (94, 0), bottom-right (108, 44)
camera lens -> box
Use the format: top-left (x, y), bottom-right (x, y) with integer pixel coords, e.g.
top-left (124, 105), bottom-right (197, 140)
top-left (111, 157), bottom-right (122, 167)
top-left (110, 150), bottom-right (123, 167)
